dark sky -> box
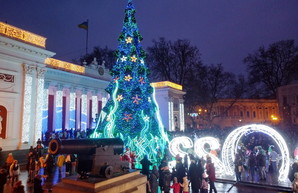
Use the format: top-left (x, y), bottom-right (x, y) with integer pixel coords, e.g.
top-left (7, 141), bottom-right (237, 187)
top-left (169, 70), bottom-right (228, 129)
top-left (1, 0), bottom-right (298, 75)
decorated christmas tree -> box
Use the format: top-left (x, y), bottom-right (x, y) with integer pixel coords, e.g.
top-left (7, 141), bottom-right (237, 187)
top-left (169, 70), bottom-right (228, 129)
top-left (92, 0), bottom-right (169, 163)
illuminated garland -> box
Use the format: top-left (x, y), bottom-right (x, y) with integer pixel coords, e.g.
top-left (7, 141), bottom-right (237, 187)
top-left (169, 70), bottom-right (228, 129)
top-left (91, 0), bottom-right (169, 164)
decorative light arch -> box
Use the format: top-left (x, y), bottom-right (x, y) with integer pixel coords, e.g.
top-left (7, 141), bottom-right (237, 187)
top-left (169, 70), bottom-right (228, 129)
top-left (222, 124), bottom-right (290, 181)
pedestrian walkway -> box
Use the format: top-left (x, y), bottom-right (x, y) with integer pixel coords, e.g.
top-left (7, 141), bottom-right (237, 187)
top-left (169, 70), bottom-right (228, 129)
top-left (2, 166), bottom-right (292, 193)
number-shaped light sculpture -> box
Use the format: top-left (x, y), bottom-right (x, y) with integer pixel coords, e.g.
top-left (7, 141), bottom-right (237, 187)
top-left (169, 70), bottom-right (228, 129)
top-left (194, 137), bottom-right (225, 175)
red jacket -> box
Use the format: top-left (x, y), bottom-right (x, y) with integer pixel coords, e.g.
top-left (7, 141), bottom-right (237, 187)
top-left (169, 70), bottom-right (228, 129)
top-left (206, 163), bottom-right (216, 182)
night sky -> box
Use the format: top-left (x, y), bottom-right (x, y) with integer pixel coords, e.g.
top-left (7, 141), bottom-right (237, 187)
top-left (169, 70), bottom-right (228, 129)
top-left (1, 0), bottom-right (298, 75)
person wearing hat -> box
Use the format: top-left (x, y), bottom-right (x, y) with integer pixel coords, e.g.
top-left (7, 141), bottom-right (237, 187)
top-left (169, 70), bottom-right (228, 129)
top-left (293, 172), bottom-right (298, 193)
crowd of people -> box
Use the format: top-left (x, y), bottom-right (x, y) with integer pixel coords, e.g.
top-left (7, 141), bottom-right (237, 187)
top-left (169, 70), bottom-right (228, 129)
top-left (0, 138), bottom-right (78, 193)
top-left (139, 153), bottom-right (217, 193)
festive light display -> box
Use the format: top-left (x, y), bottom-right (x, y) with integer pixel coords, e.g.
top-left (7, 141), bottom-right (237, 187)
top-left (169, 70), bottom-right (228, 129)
top-left (151, 81), bottom-right (183, 91)
top-left (169, 136), bottom-right (193, 158)
top-left (55, 89), bottom-right (63, 132)
top-left (169, 124), bottom-right (290, 181)
top-left (194, 137), bottom-right (225, 175)
top-left (0, 22), bottom-right (46, 48)
top-left (22, 64), bottom-right (34, 143)
top-left (222, 124), bottom-right (290, 181)
top-left (45, 58), bottom-right (85, 74)
top-left (91, 0), bottom-right (169, 163)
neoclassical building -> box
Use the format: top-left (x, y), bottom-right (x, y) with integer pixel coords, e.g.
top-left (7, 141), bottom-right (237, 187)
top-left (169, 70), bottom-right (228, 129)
top-left (0, 22), bottom-right (185, 152)
top-left (187, 99), bottom-right (280, 129)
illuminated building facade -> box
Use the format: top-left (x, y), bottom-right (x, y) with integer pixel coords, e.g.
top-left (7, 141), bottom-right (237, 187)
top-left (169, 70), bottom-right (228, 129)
top-left (151, 81), bottom-right (186, 131)
top-left (0, 22), bottom-right (110, 151)
top-left (0, 22), bottom-right (185, 152)
top-left (188, 99), bottom-right (279, 129)
top-left (277, 82), bottom-right (298, 126)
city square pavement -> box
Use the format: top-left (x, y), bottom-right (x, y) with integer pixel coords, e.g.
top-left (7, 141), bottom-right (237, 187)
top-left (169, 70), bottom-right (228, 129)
top-left (2, 166), bottom-right (292, 193)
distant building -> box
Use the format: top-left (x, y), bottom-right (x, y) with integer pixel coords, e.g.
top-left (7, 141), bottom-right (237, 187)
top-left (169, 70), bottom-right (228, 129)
top-left (151, 81), bottom-right (186, 132)
top-left (187, 99), bottom-right (280, 129)
top-left (277, 82), bottom-right (298, 126)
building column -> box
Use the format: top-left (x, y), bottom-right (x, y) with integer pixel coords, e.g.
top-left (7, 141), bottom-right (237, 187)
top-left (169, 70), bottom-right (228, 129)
top-left (69, 88), bottom-right (76, 129)
top-left (21, 64), bottom-right (36, 143)
top-left (91, 92), bottom-right (98, 128)
top-left (76, 90), bottom-right (82, 130)
top-left (168, 98), bottom-right (174, 131)
top-left (179, 99), bottom-right (185, 131)
top-left (42, 81), bottom-right (50, 137)
top-left (54, 84), bottom-right (63, 132)
top-left (81, 89), bottom-right (88, 130)
top-left (34, 67), bottom-right (46, 144)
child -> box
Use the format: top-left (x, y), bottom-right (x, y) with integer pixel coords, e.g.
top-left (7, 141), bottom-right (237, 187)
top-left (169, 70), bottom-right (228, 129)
top-left (170, 177), bottom-right (181, 193)
top-left (180, 176), bottom-right (189, 193)
top-left (293, 172), bottom-right (298, 193)
top-left (201, 173), bottom-right (209, 193)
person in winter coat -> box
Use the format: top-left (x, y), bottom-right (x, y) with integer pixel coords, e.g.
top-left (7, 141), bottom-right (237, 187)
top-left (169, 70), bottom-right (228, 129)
top-left (206, 158), bottom-right (217, 193)
top-left (9, 160), bottom-right (20, 186)
top-left (158, 158), bottom-right (168, 192)
top-left (188, 158), bottom-right (200, 193)
top-left (170, 177), bottom-right (181, 193)
top-left (140, 155), bottom-right (152, 178)
top-left (161, 166), bottom-right (172, 193)
top-left (0, 168), bottom-right (7, 193)
top-left (200, 173), bottom-right (209, 193)
top-left (293, 172), bottom-right (298, 193)
top-left (180, 176), bottom-right (189, 193)
top-left (149, 165), bottom-right (159, 193)
top-left (56, 154), bottom-right (65, 173)
top-left (12, 180), bottom-right (24, 193)
top-left (33, 175), bottom-right (43, 193)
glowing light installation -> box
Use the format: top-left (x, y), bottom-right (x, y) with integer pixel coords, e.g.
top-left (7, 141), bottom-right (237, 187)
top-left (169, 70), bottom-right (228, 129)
top-left (22, 64), bottom-right (35, 143)
top-left (222, 124), bottom-right (290, 181)
top-left (81, 93), bottom-right (87, 130)
top-left (45, 58), bottom-right (85, 74)
top-left (92, 95), bottom-right (98, 122)
top-left (42, 83), bottom-right (49, 134)
top-left (169, 136), bottom-right (193, 158)
top-left (55, 87), bottom-right (63, 132)
top-left (0, 22), bottom-right (46, 47)
top-left (35, 67), bottom-right (46, 143)
top-left (69, 91), bottom-right (76, 128)
top-left (179, 102), bottom-right (185, 131)
top-left (92, 0), bottom-right (169, 163)
top-left (194, 137), bottom-right (225, 175)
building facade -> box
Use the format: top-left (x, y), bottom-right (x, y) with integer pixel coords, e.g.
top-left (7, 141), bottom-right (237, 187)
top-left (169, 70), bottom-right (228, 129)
top-left (187, 99), bottom-right (280, 129)
top-left (277, 82), bottom-right (298, 126)
top-left (0, 22), bottom-right (185, 152)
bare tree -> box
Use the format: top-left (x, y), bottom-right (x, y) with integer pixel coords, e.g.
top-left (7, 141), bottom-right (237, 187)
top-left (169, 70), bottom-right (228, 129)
top-left (244, 40), bottom-right (298, 98)
top-left (147, 38), bottom-right (202, 84)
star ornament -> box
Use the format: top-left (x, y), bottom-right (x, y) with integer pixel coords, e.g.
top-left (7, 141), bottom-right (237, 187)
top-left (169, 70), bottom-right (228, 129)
top-left (132, 94), bottom-right (141, 104)
top-left (143, 115), bottom-right (150, 122)
top-left (124, 74), bottom-right (132, 81)
top-left (120, 56), bottom-right (127, 62)
top-left (131, 55), bottom-right (137, 62)
top-left (125, 37), bottom-right (133, 44)
top-left (123, 113), bottom-right (133, 122)
top-left (116, 95), bottom-right (123, 101)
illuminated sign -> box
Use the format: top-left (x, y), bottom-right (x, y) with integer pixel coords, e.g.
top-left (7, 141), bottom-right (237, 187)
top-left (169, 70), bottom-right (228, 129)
top-left (0, 22), bottom-right (46, 48)
top-left (151, 81), bottom-right (182, 90)
top-left (45, 58), bottom-right (85, 74)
